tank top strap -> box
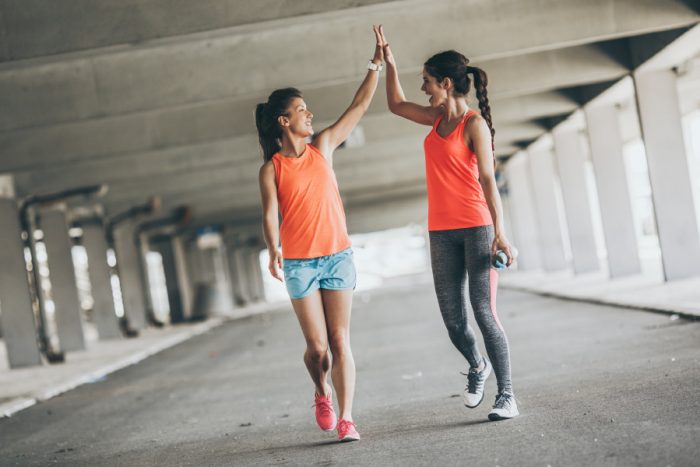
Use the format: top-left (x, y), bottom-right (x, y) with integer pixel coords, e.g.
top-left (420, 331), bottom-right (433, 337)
top-left (431, 113), bottom-right (444, 132)
top-left (461, 109), bottom-right (478, 129)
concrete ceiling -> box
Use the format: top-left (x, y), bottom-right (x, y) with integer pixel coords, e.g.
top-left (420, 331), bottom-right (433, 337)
top-left (0, 0), bottom-right (698, 232)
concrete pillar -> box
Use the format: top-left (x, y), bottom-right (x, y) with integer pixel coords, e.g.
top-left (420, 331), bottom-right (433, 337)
top-left (137, 232), bottom-right (157, 323)
top-left (151, 236), bottom-right (184, 323)
top-left (172, 236), bottom-right (193, 320)
top-left (504, 153), bottom-right (543, 270)
top-left (634, 69), bottom-right (700, 280)
top-left (0, 176), bottom-right (43, 368)
top-left (189, 234), bottom-right (234, 317)
top-left (552, 126), bottom-right (600, 274)
top-left (113, 222), bottom-right (148, 329)
top-left (247, 248), bottom-right (265, 302)
top-left (201, 247), bottom-right (234, 315)
top-left (81, 221), bottom-right (121, 339)
top-left (527, 147), bottom-right (568, 272)
top-left (500, 193), bottom-right (516, 249)
top-left (217, 242), bottom-right (238, 309)
top-left (40, 204), bottom-right (86, 351)
top-left (584, 103), bottom-right (642, 277)
top-left (229, 246), bottom-right (252, 306)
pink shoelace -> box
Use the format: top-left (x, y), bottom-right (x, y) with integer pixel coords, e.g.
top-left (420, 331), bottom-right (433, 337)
top-left (313, 395), bottom-right (333, 416)
top-left (337, 419), bottom-right (356, 433)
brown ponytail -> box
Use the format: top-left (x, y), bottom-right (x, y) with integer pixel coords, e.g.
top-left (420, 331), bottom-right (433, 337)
top-left (467, 65), bottom-right (495, 154)
top-left (255, 88), bottom-right (302, 163)
top-left (424, 51), bottom-right (496, 165)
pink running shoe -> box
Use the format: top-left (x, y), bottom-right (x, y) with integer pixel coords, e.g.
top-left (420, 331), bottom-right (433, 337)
top-left (337, 419), bottom-right (360, 442)
top-left (313, 393), bottom-right (337, 431)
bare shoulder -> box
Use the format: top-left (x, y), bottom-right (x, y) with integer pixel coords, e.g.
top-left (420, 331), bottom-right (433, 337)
top-left (464, 113), bottom-right (490, 143)
top-left (311, 131), bottom-right (333, 159)
top-left (464, 112), bottom-right (487, 133)
top-left (259, 160), bottom-right (275, 180)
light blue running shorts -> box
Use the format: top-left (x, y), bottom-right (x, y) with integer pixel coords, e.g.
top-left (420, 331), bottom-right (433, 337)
top-left (282, 247), bottom-right (356, 299)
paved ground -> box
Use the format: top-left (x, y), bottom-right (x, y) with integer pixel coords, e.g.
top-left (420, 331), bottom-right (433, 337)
top-left (0, 282), bottom-right (698, 466)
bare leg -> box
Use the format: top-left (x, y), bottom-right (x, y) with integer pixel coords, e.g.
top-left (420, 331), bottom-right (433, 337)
top-left (290, 290), bottom-right (331, 397)
top-left (321, 289), bottom-right (355, 421)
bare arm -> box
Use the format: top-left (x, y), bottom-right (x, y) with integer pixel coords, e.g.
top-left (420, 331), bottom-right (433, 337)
top-left (467, 115), bottom-right (515, 266)
top-left (258, 161), bottom-right (284, 281)
top-left (313, 26), bottom-right (384, 159)
top-left (381, 26), bottom-right (439, 126)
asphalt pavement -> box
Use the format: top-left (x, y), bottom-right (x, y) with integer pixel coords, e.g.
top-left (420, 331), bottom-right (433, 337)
top-left (1, 283), bottom-right (698, 466)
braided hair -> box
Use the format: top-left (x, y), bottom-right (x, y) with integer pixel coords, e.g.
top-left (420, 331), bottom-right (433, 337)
top-left (424, 51), bottom-right (496, 156)
top-left (255, 88), bottom-right (303, 162)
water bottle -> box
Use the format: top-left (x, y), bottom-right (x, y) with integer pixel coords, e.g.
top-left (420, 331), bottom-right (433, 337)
top-left (492, 250), bottom-right (509, 269)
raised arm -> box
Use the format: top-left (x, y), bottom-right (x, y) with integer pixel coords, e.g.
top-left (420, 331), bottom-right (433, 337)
top-left (467, 115), bottom-right (514, 266)
top-left (258, 161), bottom-right (284, 281)
top-left (313, 26), bottom-right (384, 159)
top-left (380, 26), bottom-right (439, 126)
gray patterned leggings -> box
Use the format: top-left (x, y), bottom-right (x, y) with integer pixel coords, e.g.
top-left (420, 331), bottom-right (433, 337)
top-left (429, 225), bottom-right (513, 393)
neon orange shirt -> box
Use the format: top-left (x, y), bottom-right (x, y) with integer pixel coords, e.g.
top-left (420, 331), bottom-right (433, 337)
top-left (424, 110), bottom-right (493, 231)
top-left (272, 144), bottom-right (351, 259)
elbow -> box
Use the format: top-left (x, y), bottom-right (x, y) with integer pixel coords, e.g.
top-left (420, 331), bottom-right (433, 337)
top-left (479, 176), bottom-right (496, 193)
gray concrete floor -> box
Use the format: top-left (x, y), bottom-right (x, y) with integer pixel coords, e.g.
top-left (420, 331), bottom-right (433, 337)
top-left (0, 284), bottom-right (698, 466)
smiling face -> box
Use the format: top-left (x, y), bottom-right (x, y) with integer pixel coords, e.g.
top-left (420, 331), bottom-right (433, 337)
top-left (421, 68), bottom-right (450, 109)
top-left (279, 97), bottom-right (314, 138)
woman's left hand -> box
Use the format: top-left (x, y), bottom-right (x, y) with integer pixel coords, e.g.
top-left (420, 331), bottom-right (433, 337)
top-left (372, 24), bottom-right (385, 63)
top-left (492, 234), bottom-right (516, 267)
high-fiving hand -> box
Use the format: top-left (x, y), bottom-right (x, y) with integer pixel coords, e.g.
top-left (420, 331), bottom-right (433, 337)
top-left (374, 24), bottom-right (393, 64)
top-left (371, 25), bottom-right (386, 63)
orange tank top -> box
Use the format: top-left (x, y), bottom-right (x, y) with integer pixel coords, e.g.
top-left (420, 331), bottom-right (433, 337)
top-left (272, 144), bottom-right (351, 259)
top-left (424, 110), bottom-right (493, 231)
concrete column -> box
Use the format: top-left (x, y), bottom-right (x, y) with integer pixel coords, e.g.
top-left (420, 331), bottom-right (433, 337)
top-left (247, 248), bottom-right (265, 302)
top-left (199, 245), bottom-right (235, 315)
top-left (584, 103), bottom-right (642, 277)
top-left (504, 154), bottom-right (543, 270)
top-left (137, 233), bottom-right (157, 323)
top-left (40, 204), bottom-right (85, 351)
top-left (152, 237), bottom-right (184, 323)
top-left (81, 221), bottom-right (121, 339)
top-left (634, 69), bottom-right (700, 280)
top-left (552, 126), bottom-right (600, 274)
top-left (172, 236), bottom-right (193, 320)
top-left (217, 242), bottom-right (238, 310)
top-left (113, 222), bottom-right (148, 329)
top-left (527, 148), bottom-right (568, 271)
top-left (0, 176), bottom-right (43, 367)
top-left (500, 193), bottom-right (516, 249)
top-left (230, 246), bottom-right (252, 306)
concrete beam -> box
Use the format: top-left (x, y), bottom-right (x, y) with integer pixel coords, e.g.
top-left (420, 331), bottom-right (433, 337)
top-left (0, 42), bottom-right (630, 133)
top-left (3, 0), bottom-right (695, 65)
top-left (0, 0), bottom-right (393, 61)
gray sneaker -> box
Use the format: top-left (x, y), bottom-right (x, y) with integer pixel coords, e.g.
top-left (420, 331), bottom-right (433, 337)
top-left (488, 391), bottom-right (519, 421)
top-left (462, 357), bottom-right (491, 408)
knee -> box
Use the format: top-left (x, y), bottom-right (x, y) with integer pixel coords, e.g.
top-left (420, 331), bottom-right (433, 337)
top-left (444, 322), bottom-right (468, 344)
top-left (474, 312), bottom-right (505, 338)
top-left (328, 332), bottom-right (350, 357)
top-left (305, 343), bottom-right (328, 363)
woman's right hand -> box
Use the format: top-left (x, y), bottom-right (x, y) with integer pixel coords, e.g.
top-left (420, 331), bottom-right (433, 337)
top-left (268, 249), bottom-right (284, 282)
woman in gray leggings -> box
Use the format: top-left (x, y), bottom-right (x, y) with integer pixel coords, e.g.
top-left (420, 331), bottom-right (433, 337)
top-left (377, 26), bottom-right (518, 420)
